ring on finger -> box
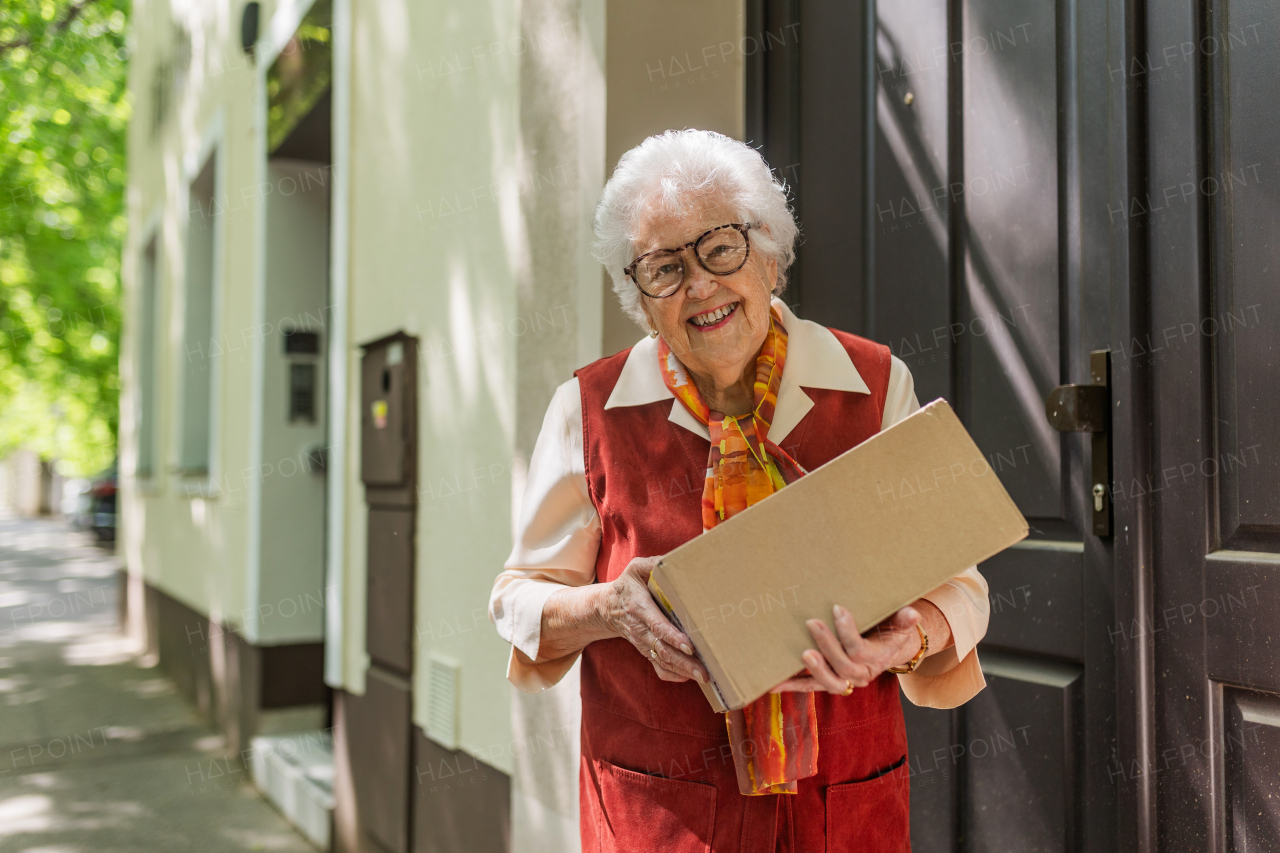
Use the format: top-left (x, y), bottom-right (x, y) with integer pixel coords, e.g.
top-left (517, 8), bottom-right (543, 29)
top-left (650, 638), bottom-right (661, 660)
top-left (841, 679), bottom-right (854, 696)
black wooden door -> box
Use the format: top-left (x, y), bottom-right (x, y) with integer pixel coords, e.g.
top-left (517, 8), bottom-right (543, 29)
top-left (1145, 1), bottom-right (1280, 851)
top-left (748, 1), bottom-right (1129, 850)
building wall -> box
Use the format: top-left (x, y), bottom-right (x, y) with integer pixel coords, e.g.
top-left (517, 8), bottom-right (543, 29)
top-left (342, 0), bottom-right (575, 768)
top-left (601, 0), bottom-right (746, 357)
top-left (121, 0), bottom-right (287, 639)
top-left (255, 158), bottom-right (331, 645)
top-left (121, 0), bottom-right (747, 848)
top-left (505, 3), bottom-right (748, 848)
top-left (339, 0), bottom-right (746, 846)
top-left (508, 2), bottom-right (605, 845)
top-left (0, 451), bottom-right (57, 517)
top-left (119, 0), bottom-right (337, 757)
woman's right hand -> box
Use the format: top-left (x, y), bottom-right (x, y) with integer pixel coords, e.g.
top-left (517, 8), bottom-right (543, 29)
top-left (601, 557), bottom-right (710, 684)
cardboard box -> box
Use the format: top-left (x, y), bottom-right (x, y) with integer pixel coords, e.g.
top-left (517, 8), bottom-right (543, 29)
top-left (648, 399), bottom-right (1028, 712)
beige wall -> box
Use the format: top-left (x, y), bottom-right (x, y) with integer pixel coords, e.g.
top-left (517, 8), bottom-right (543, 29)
top-left (506, 4), bottom-right (747, 849)
top-left (601, 0), bottom-right (746, 357)
top-left (339, 0), bottom-right (746, 844)
top-left (509, 1), bottom-right (605, 845)
top-left (343, 0), bottom-right (606, 785)
top-left (345, 0), bottom-right (524, 761)
top-left (121, 2), bottom-right (746, 847)
top-left (121, 0), bottom-right (286, 633)
top-left (341, 0), bottom-right (748, 837)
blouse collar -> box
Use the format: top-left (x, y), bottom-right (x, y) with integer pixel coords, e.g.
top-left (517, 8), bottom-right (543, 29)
top-left (603, 298), bottom-right (870, 445)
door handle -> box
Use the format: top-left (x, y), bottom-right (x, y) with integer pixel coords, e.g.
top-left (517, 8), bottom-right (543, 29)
top-left (1045, 350), bottom-right (1112, 537)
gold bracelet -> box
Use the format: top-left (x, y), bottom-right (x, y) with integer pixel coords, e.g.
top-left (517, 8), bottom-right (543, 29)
top-left (887, 624), bottom-right (929, 674)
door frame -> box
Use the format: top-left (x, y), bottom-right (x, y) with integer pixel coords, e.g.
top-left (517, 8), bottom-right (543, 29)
top-left (1108, 0), bottom-right (1156, 850)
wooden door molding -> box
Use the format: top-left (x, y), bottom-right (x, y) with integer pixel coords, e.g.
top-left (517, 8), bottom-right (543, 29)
top-left (1146, 0), bottom-right (1280, 851)
top-left (1107, 0), bottom-right (1157, 851)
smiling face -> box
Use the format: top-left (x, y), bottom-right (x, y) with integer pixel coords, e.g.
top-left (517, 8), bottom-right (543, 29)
top-left (634, 199), bottom-right (778, 407)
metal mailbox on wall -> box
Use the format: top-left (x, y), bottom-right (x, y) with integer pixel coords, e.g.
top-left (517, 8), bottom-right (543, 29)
top-left (360, 333), bottom-right (417, 674)
top-left (361, 335), bottom-right (415, 492)
top-left (351, 331), bottom-right (418, 853)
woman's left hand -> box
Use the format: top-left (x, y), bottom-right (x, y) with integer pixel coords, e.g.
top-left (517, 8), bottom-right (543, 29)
top-left (771, 602), bottom-right (932, 695)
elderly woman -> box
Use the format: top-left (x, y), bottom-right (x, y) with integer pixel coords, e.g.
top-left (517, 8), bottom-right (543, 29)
top-left (490, 130), bottom-right (989, 852)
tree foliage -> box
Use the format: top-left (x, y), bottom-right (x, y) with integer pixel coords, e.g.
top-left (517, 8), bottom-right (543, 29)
top-left (0, 0), bottom-right (130, 476)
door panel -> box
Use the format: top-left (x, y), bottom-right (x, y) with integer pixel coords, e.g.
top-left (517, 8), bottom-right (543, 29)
top-left (962, 0), bottom-right (1062, 519)
top-left (1212, 0), bottom-right (1279, 550)
top-left (873, 0), bottom-right (951, 403)
top-left (903, 700), bottom-right (959, 853)
top-left (344, 669), bottom-right (412, 853)
top-left (878, 1), bottom-right (1103, 850)
top-left (793, 1), bottom-right (870, 331)
top-left (964, 652), bottom-right (1081, 853)
top-left (366, 507), bottom-right (414, 675)
top-left (749, 0), bottom-right (1119, 850)
top-left (1147, 0), bottom-right (1280, 849)
top-left (979, 544), bottom-right (1083, 661)
top-left (1205, 555), bottom-right (1280, 693)
top-left (1224, 690), bottom-right (1280, 852)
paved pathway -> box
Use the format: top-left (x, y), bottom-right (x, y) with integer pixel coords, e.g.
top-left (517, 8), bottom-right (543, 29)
top-left (0, 512), bottom-right (315, 853)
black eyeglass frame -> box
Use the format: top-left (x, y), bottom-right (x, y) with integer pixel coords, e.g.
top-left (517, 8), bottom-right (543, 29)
top-left (623, 222), bottom-right (756, 298)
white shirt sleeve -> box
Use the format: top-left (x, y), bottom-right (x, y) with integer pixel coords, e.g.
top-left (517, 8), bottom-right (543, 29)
top-left (883, 356), bottom-right (991, 708)
top-left (490, 358), bottom-right (991, 703)
top-left (489, 377), bottom-right (601, 693)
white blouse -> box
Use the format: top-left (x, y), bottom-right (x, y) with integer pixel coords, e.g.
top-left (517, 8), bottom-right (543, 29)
top-left (489, 300), bottom-right (991, 709)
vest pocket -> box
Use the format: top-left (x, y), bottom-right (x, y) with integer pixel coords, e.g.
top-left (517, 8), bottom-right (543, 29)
top-left (595, 759), bottom-right (717, 853)
top-left (825, 757), bottom-right (910, 853)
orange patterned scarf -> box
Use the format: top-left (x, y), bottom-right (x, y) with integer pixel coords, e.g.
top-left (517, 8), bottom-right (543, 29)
top-left (658, 306), bottom-right (819, 796)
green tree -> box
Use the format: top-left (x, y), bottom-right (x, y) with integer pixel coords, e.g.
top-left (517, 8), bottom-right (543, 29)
top-left (0, 0), bottom-right (130, 476)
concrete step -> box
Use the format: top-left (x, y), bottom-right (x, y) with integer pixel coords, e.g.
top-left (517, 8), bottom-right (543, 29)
top-left (250, 730), bottom-right (335, 849)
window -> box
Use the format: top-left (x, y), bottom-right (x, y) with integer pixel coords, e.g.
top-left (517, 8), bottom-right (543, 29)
top-left (136, 234), bottom-right (159, 478)
top-left (179, 153), bottom-right (217, 474)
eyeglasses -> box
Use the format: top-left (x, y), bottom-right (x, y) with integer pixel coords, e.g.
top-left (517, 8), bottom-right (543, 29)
top-left (623, 223), bottom-right (755, 298)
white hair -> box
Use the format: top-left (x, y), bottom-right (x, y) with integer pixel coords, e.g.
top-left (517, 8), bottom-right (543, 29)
top-left (592, 129), bottom-right (799, 327)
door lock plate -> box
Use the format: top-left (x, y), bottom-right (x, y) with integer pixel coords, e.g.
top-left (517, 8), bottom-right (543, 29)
top-left (1046, 350), bottom-right (1112, 537)
top-left (1046, 384), bottom-right (1108, 433)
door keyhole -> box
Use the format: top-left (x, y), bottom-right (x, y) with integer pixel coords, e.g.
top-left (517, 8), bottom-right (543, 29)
top-left (1092, 483), bottom-right (1105, 512)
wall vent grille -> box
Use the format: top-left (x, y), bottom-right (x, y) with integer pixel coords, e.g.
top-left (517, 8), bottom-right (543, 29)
top-left (426, 654), bottom-right (460, 750)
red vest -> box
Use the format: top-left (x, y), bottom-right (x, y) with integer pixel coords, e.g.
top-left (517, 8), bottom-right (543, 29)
top-left (574, 329), bottom-right (911, 853)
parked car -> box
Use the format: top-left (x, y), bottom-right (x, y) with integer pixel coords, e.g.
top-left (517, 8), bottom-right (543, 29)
top-left (87, 462), bottom-right (117, 542)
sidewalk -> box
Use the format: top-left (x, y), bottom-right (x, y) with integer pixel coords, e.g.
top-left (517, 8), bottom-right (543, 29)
top-left (0, 513), bottom-right (316, 852)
